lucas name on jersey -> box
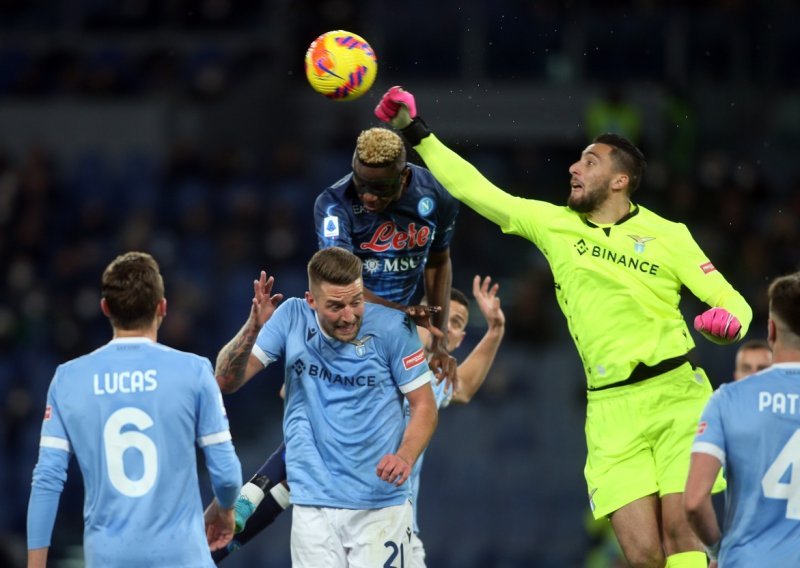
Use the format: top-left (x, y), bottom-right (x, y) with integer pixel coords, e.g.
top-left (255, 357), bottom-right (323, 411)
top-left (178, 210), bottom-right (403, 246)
top-left (93, 369), bottom-right (158, 395)
top-left (759, 391), bottom-right (800, 415)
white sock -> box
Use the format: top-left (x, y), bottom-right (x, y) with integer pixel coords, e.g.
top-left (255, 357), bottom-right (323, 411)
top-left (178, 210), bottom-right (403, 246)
top-left (269, 483), bottom-right (291, 509)
top-left (240, 482), bottom-right (265, 506)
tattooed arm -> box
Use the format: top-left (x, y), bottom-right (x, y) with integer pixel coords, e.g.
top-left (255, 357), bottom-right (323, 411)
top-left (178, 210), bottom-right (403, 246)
top-left (216, 271), bottom-right (284, 394)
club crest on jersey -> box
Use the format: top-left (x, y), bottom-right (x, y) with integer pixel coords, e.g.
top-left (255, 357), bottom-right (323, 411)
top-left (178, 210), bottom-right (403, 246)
top-left (417, 197), bottom-right (435, 217)
top-left (628, 234), bottom-right (655, 254)
top-left (350, 335), bottom-right (373, 357)
top-left (323, 215), bottom-right (340, 238)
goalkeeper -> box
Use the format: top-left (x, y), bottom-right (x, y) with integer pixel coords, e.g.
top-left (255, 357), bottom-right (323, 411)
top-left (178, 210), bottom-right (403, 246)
top-left (375, 87), bottom-right (752, 568)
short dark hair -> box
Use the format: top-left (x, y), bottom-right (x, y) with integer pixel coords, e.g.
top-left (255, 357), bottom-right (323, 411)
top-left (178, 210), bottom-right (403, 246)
top-left (101, 251), bottom-right (164, 330)
top-left (450, 288), bottom-right (470, 310)
top-left (737, 338), bottom-right (771, 353)
top-left (768, 272), bottom-right (800, 338)
top-left (593, 133), bottom-right (647, 193)
top-left (420, 288), bottom-right (470, 310)
top-left (308, 247), bottom-right (363, 289)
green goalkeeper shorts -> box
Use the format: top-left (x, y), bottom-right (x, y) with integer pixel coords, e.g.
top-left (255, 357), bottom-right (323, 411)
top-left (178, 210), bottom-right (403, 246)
top-left (584, 362), bottom-right (725, 519)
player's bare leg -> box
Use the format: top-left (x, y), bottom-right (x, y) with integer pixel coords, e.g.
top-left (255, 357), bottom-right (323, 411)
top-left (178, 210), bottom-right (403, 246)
top-left (610, 494), bottom-right (665, 568)
top-left (660, 493), bottom-right (705, 565)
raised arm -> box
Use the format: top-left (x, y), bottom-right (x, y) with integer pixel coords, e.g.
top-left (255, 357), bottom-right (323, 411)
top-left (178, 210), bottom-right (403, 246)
top-left (375, 86), bottom-right (525, 231)
top-left (452, 275), bottom-right (506, 404)
top-left (216, 271), bottom-right (283, 393)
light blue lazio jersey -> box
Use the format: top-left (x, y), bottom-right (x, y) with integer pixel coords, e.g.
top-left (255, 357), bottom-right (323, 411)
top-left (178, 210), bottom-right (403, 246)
top-left (406, 377), bottom-right (452, 533)
top-left (252, 299), bottom-right (433, 509)
top-left (27, 338), bottom-right (242, 568)
top-left (693, 363), bottom-right (800, 568)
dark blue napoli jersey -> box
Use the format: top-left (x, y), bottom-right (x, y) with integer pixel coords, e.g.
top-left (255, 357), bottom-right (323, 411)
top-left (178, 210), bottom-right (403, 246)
top-left (314, 163), bottom-right (459, 304)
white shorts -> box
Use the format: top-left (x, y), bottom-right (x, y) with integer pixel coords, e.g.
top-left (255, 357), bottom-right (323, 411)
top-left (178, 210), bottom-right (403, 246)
top-left (291, 501), bottom-right (413, 568)
top-left (409, 531), bottom-right (427, 568)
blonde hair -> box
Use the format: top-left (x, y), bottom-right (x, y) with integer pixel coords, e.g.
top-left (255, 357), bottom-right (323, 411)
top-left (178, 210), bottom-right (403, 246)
top-left (355, 127), bottom-right (405, 167)
top-left (308, 247), bottom-right (363, 289)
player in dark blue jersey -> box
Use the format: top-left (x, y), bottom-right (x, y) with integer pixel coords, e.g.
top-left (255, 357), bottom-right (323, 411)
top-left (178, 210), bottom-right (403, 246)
top-left (315, 127), bottom-right (460, 382)
top-left (210, 129), bottom-right (463, 564)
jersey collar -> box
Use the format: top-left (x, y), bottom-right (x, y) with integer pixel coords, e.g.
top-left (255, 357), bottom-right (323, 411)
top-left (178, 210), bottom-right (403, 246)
top-left (582, 203), bottom-right (640, 229)
top-left (108, 337), bottom-right (155, 344)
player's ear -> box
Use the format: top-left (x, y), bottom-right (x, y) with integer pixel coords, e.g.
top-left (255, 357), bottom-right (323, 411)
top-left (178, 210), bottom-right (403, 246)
top-left (158, 298), bottom-right (167, 318)
top-left (768, 318), bottom-right (776, 344)
top-left (100, 298), bottom-right (111, 317)
top-left (451, 328), bottom-right (466, 350)
top-left (612, 173), bottom-right (629, 192)
top-left (305, 291), bottom-right (316, 310)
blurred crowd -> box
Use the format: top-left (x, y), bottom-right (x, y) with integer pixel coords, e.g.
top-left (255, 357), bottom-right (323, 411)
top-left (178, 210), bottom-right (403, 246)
top-left (1, 1), bottom-right (799, 567)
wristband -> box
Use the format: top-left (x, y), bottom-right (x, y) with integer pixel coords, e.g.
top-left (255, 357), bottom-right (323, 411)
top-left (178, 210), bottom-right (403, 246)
top-left (400, 117), bottom-right (432, 146)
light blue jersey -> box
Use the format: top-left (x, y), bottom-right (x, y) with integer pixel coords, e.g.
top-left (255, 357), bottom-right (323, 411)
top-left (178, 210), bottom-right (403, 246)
top-left (406, 377), bottom-right (452, 533)
top-left (27, 338), bottom-right (242, 568)
top-left (252, 299), bottom-right (433, 509)
top-left (693, 363), bottom-right (800, 568)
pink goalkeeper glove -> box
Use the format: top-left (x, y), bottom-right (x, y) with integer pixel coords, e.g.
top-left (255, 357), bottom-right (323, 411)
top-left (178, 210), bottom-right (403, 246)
top-left (375, 86), bottom-right (416, 129)
top-left (694, 307), bottom-right (742, 344)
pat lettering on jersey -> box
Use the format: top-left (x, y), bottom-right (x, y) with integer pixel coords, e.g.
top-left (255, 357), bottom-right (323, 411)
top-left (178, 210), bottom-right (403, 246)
top-left (759, 391), bottom-right (800, 415)
top-left (93, 369), bottom-right (158, 395)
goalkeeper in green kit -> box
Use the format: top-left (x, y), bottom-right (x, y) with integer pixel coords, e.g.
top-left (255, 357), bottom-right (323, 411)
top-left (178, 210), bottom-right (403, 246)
top-left (375, 87), bottom-right (751, 568)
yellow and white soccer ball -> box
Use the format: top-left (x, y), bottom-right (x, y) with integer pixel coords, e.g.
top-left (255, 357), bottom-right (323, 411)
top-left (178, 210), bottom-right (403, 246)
top-left (304, 30), bottom-right (377, 101)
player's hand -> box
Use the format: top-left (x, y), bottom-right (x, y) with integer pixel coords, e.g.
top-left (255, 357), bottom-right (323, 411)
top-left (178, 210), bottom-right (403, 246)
top-left (405, 304), bottom-right (441, 328)
top-left (204, 498), bottom-right (236, 551)
top-left (428, 337), bottom-right (458, 391)
top-left (376, 453), bottom-right (412, 486)
top-left (693, 307), bottom-right (742, 344)
top-left (375, 86), bottom-right (416, 129)
top-left (252, 270), bottom-right (284, 328)
top-left (473, 275), bottom-right (505, 330)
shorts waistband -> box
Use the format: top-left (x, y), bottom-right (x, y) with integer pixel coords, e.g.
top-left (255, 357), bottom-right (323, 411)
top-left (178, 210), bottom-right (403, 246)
top-left (587, 350), bottom-right (697, 393)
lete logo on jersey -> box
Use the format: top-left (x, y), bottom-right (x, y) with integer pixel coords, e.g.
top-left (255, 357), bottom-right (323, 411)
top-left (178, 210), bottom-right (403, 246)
top-left (360, 222), bottom-right (431, 252)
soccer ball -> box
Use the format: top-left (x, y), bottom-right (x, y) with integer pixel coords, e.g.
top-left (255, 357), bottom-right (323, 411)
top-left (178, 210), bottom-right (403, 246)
top-left (304, 30), bottom-right (377, 101)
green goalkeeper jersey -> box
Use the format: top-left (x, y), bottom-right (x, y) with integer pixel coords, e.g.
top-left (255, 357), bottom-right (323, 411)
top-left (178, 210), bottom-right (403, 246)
top-left (415, 135), bottom-right (752, 389)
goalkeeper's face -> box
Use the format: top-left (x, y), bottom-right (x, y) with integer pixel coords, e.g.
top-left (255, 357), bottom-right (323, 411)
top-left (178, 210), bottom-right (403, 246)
top-left (567, 143), bottom-right (615, 214)
top-left (307, 278), bottom-right (365, 342)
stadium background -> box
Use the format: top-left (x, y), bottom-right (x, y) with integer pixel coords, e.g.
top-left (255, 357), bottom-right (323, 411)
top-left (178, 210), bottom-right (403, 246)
top-left (1, 1), bottom-right (798, 566)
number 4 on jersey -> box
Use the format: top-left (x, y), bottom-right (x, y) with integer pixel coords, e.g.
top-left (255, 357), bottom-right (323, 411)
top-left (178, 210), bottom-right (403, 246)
top-left (762, 429), bottom-right (800, 520)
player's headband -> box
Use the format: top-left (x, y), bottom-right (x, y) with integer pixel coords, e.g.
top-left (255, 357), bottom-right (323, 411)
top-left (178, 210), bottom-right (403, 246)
top-left (351, 153), bottom-right (408, 197)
